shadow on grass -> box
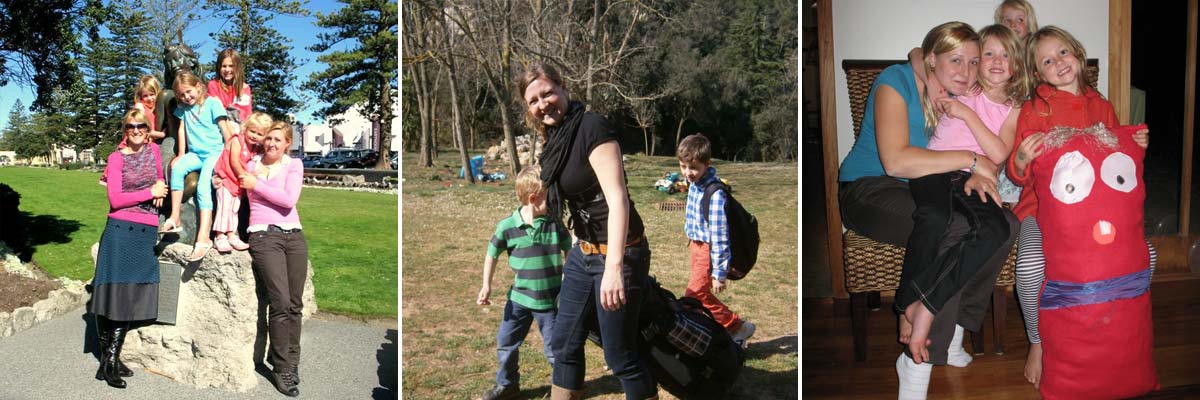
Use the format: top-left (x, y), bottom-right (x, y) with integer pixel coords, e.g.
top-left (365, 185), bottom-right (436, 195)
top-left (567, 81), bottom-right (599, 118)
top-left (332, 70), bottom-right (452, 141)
top-left (7, 211), bottom-right (82, 262)
top-left (746, 334), bottom-right (798, 360)
top-left (561, 335), bottom-right (799, 399)
top-left (374, 329), bottom-right (398, 399)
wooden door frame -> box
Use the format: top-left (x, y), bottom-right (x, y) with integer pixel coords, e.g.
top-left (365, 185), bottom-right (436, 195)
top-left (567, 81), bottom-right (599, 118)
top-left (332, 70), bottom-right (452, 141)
top-left (817, 0), bottom-right (847, 298)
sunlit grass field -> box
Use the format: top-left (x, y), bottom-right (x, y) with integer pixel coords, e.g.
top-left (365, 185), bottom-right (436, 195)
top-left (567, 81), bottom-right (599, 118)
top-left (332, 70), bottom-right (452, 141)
top-left (401, 150), bottom-right (798, 399)
top-left (0, 166), bottom-right (397, 317)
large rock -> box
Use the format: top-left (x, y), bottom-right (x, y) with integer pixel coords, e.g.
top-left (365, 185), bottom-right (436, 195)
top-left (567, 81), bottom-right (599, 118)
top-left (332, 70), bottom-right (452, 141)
top-left (119, 243), bottom-right (317, 392)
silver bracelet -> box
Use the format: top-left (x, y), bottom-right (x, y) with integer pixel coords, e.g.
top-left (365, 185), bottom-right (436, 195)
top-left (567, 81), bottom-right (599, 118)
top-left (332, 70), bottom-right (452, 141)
top-left (969, 153), bottom-right (977, 173)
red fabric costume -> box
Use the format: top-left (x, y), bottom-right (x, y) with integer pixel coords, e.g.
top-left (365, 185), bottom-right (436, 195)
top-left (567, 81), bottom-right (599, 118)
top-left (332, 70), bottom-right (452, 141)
top-left (1031, 123), bottom-right (1157, 399)
top-left (1008, 84), bottom-right (1120, 221)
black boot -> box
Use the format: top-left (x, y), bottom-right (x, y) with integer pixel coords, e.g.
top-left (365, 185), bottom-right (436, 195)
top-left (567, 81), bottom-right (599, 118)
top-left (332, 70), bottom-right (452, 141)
top-left (103, 323), bottom-right (129, 388)
top-left (94, 316), bottom-right (110, 381)
top-left (94, 316), bottom-right (133, 379)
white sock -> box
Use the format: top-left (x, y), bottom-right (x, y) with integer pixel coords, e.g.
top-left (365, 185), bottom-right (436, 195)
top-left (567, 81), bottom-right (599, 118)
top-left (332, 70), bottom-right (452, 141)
top-left (897, 353), bottom-right (932, 400)
top-left (946, 324), bottom-right (973, 367)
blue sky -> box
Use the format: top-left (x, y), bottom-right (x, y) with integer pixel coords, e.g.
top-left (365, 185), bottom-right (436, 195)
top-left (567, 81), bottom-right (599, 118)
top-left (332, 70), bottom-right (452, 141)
top-left (0, 0), bottom-right (350, 131)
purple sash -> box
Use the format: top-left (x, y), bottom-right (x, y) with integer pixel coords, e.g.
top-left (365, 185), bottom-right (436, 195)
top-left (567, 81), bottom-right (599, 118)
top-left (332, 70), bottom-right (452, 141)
top-left (1041, 268), bottom-right (1151, 310)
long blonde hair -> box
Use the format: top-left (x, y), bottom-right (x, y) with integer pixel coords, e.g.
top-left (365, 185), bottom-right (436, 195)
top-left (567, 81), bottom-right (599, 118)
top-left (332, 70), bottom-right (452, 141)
top-left (1026, 26), bottom-right (1093, 116)
top-left (994, 0), bottom-right (1039, 37)
top-left (920, 21), bottom-right (979, 134)
top-left (978, 24), bottom-right (1032, 106)
top-left (173, 72), bottom-right (208, 109)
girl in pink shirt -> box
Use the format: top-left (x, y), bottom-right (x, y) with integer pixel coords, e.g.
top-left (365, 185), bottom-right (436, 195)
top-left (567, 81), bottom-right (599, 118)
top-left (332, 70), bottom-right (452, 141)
top-left (207, 49), bottom-right (253, 124)
top-left (212, 112), bottom-right (272, 253)
top-left (897, 24), bottom-right (1030, 369)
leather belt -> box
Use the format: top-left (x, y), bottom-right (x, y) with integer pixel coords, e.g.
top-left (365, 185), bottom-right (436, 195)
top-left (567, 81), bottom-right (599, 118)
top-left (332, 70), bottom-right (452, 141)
top-left (579, 235), bottom-right (643, 256)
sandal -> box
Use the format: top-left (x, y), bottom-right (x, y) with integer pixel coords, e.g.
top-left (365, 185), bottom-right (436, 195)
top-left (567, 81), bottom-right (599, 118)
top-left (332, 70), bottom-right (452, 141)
top-left (214, 236), bottom-right (233, 253)
top-left (159, 219), bottom-right (182, 235)
top-left (227, 235), bottom-right (250, 251)
top-left (188, 241), bottom-right (213, 262)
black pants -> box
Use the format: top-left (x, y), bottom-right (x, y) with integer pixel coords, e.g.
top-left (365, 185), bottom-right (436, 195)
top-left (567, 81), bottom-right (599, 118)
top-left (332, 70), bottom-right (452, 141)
top-left (249, 229), bottom-right (309, 372)
top-left (840, 175), bottom-right (1016, 364)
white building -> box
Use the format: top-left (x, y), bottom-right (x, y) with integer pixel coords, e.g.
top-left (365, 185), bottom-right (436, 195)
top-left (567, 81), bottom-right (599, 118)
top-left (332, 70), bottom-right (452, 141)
top-left (295, 103), bottom-right (401, 156)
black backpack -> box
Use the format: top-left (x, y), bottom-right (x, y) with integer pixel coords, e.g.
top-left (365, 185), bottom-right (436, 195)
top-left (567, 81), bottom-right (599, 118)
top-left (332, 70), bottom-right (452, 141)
top-left (586, 276), bottom-right (745, 399)
top-left (700, 181), bottom-right (760, 280)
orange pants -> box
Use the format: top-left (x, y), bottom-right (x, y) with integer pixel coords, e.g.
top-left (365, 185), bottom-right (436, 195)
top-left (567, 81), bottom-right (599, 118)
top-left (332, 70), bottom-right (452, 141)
top-left (684, 240), bottom-right (743, 333)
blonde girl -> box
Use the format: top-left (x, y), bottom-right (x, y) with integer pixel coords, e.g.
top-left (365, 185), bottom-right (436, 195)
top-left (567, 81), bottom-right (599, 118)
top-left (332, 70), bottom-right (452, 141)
top-left (212, 112), bottom-right (272, 253)
top-left (161, 72), bottom-right (237, 261)
top-left (995, 0), bottom-right (1039, 40)
top-left (1007, 25), bottom-right (1152, 390)
top-left (133, 75), bottom-right (166, 140)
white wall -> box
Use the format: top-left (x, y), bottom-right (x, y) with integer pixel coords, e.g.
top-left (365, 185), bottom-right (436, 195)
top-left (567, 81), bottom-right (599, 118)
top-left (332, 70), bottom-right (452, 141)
top-left (832, 0), bottom-right (1110, 162)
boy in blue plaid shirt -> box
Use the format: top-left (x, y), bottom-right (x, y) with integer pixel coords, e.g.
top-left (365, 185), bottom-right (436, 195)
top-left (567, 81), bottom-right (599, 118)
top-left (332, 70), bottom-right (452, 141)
top-left (678, 134), bottom-right (755, 347)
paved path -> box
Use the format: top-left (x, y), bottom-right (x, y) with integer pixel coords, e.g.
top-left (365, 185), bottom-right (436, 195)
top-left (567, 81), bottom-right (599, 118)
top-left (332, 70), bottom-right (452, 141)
top-left (0, 307), bottom-right (397, 399)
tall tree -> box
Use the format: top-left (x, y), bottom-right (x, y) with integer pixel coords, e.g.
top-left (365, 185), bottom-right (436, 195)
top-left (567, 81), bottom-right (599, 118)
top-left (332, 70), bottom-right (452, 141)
top-left (0, 100), bottom-right (31, 151)
top-left (109, 0), bottom-right (157, 87)
top-left (0, 0), bottom-right (85, 110)
top-left (305, 0), bottom-right (398, 170)
top-left (205, 0), bottom-right (307, 120)
top-left (429, 0), bottom-right (471, 182)
top-left (440, 0), bottom-right (521, 175)
top-left (142, 0), bottom-right (206, 66)
top-left (3, 100), bottom-right (51, 162)
top-left (402, 0), bottom-right (436, 167)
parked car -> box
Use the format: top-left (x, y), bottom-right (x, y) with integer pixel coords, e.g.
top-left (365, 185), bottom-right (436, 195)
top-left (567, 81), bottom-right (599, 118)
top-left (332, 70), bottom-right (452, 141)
top-left (301, 155), bottom-right (323, 168)
top-left (313, 149), bottom-right (379, 169)
top-left (389, 153), bottom-right (397, 170)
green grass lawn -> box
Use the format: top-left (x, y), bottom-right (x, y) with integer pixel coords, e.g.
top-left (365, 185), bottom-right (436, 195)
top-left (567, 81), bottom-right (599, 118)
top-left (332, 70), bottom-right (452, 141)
top-left (401, 150), bottom-right (798, 399)
top-left (0, 166), bottom-right (397, 317)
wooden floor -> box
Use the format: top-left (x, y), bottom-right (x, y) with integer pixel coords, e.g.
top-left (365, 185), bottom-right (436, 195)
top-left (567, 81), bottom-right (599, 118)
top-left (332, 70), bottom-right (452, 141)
top-left (801, 277), bottom-right (1200, 399)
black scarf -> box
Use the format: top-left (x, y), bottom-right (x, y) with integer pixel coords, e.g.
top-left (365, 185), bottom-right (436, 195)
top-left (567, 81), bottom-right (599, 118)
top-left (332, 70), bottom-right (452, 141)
top-left (538, 100), bottom-right (587, 226)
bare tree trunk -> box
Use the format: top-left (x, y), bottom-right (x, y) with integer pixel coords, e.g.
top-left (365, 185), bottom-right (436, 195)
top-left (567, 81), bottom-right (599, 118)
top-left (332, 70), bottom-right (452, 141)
top-left (417, 62), bottom-right (433, 167)
top-left (439, 0), bottom-right (474, 184)
top-left (643, 126), bottom-right (650, 156)
top-left (584, 0), bottom-right (602, 105)
top-left (501, 0), bottom-right (520, 175)
top-left (674, 114), bottom-right (689, 155)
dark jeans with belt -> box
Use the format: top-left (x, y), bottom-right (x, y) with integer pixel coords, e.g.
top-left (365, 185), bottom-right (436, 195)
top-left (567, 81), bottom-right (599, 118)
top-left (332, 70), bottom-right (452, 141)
top-left (550, 241), bottom-right (656, 399)
top-left (249, 228), bottom-right (309, 372)
top-left (840, 175), bottom-right (1017, 364)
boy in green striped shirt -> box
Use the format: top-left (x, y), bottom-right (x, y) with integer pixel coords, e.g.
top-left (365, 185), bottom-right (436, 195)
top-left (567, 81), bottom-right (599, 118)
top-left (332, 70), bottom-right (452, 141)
top-left (477, 165), bottom-right (571, 400)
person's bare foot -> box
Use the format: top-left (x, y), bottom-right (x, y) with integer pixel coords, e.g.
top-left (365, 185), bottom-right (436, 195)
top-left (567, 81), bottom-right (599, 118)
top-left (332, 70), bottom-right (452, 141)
top-left (899, 315), bottom-right (913, 344)
top-left (1025, 343), bottom-right (1043, 389)
top-left (904, 301), bottom-right (934, 364)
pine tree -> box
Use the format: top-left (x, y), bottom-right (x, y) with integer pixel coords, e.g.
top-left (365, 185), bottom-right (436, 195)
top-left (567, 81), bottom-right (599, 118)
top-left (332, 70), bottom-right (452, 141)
top-left (0, 100), bottom-right (32, 151)
top-left (305, 0), bottom-right (398, 169)
top-left (205, 0), bottom-right (308, 120)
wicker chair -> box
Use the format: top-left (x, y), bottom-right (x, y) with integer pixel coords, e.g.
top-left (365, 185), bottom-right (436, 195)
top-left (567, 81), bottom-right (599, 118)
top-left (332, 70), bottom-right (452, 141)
top-left (839, 59), bottom-right (1100, 362)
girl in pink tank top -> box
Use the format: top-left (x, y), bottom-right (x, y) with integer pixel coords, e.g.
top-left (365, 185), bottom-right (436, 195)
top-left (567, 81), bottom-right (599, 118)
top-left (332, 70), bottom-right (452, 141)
top-left (212, 112), bottom-right (272, 252)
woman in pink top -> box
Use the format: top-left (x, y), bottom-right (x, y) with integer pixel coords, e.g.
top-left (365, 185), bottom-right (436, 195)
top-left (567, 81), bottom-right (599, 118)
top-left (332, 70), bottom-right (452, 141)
top-left (89, 108), bottom-right (168, 389)
top-left (242, 120), bottom-right (306, 397)
top-left (208, 49), bottom-right (253, 124)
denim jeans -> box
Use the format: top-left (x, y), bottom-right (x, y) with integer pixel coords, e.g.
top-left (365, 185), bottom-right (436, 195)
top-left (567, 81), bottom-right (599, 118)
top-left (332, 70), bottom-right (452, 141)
top-left (495, 297), bottom-right (556, 388)
top-left (551, 241), bottom-right (656, 399)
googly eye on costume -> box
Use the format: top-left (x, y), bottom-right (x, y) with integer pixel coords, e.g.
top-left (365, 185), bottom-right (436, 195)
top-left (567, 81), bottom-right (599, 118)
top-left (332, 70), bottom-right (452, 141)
top-left (1050, 150), bottom-right (1094, 204)
top-left (1100, 152), bottom-right (1138, 193)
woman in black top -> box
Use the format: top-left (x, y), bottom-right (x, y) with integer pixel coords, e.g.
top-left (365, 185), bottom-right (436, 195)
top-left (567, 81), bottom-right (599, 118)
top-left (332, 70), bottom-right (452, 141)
top-left (518, 62), bottom-right (657, 400)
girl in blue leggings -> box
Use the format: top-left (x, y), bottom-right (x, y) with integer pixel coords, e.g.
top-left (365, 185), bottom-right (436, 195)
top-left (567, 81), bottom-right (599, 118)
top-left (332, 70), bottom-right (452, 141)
top-left (160, 72), bottom-right (235, 261)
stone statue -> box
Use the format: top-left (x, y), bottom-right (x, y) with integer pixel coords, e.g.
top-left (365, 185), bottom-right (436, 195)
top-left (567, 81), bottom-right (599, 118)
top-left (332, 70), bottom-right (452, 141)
top-left (156, 43), bottom-right (203, 244)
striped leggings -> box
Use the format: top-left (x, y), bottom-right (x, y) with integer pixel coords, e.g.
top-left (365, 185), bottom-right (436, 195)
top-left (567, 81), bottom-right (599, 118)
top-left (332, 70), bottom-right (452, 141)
top-left (1015, 216), bottom-right (1157, 344)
